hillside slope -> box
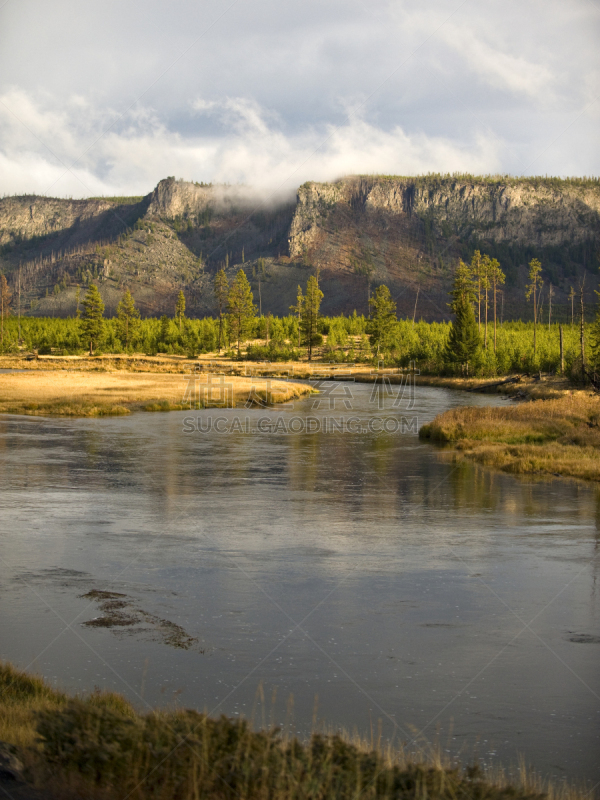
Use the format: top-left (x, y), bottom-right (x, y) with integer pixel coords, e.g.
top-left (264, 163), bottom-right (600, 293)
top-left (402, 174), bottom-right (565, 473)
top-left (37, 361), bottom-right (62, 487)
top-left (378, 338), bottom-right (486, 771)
top-left (0, 175), bottom-right (598, 320)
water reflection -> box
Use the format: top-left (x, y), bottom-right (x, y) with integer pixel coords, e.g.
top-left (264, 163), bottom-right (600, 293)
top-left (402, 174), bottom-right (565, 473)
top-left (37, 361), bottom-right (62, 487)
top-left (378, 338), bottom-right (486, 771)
top-left (0, 385), bottom-right (598, 785)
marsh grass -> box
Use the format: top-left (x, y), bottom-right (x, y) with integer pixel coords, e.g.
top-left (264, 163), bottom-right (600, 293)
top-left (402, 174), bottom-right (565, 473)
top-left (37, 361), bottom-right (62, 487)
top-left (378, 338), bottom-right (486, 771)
top-left (420, 393), bottom-right (600, 481)
top-left (0, 370), bottom-right (312, 417)
top-left (0, 662), bottom-right (593, 800)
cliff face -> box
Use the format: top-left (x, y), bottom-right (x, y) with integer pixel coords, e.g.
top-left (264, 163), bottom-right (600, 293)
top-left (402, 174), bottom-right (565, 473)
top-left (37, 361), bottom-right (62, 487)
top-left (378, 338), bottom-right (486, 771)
top-left (0, 196), bottom-right (114, 246)
top-left (146, 177), bottom-right (268, 218)
top-left (0, 194), bottom-right (150, 254)
top-left (1, 175), bottom-right (598, 320)
top-left (288, 177), bottom-right (600, 257)
top-left (146, 179), bottom-right (213, 218)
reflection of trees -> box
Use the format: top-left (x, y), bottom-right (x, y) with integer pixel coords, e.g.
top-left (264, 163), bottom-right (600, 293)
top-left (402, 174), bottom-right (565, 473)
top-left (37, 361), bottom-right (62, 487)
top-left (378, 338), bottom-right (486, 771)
top-left (592, 489), bottom-right (600, 602)
top-left (4, 414), bottom-right (599, 558)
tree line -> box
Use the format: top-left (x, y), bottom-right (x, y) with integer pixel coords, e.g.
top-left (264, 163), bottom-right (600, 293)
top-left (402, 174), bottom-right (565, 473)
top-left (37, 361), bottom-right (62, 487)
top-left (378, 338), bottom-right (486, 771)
top-left (1, 259), bottom-right (599, 381)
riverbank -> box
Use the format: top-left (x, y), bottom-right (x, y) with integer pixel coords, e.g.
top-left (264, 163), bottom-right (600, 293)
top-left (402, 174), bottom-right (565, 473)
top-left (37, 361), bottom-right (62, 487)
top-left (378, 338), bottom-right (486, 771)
top-left (419, 392), bottom-right (600, 482)
top-left (0, 353), bottom-right (579, 417)
top-left (414, 373), bottom-right (572, 400)
top-left (0, 370), bottom-right (312, 416)
top-left (0, 661), bottom-right (590, 800)
top-left (1, 354), bottom-right (564, 395)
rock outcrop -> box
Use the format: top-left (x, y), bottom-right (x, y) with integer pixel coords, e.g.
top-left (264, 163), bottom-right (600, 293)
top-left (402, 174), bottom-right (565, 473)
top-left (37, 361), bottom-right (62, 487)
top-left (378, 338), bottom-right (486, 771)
top-left (146, 177), bottom-right (269, 219)
top-left (0, 196), bottom-right (113, 246)
top-left (288, 176), bottom-right (600, 257)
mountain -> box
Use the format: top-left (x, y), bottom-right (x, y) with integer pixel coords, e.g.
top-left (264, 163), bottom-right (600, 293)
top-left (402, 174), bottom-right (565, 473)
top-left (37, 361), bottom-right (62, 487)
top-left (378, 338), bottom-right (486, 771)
top-left (1, 174), bottom-right (598, 320)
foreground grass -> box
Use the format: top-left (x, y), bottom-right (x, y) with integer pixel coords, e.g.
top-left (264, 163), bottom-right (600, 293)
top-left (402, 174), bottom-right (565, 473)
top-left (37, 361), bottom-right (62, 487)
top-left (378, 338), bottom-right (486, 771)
top-left (0, 662), bottom-right (590, 800)
top-left (0, 370), bottom-right (312, 416)
top-left (419, 393), bottom-right (600, 482)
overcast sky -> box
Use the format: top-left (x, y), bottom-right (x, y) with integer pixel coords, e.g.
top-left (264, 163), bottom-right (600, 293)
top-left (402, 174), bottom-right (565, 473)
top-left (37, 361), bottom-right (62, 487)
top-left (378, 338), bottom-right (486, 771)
top-left (1, 0), bottom-right (598, 198)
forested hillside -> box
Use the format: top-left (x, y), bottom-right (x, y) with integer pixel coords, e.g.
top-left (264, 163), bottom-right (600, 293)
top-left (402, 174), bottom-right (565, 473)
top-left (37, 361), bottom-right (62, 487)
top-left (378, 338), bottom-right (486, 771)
top-left (0, 174), bottom-right (598, 320)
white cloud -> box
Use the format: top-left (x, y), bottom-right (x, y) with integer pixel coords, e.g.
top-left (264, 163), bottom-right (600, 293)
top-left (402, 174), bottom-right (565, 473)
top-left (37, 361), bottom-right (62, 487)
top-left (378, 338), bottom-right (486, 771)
top-left (0, 0), bottom-right (597, 196)
top-left (441, 25), bottom-right (555, 99)
top-left (0, 91), bottom-right (502, 199)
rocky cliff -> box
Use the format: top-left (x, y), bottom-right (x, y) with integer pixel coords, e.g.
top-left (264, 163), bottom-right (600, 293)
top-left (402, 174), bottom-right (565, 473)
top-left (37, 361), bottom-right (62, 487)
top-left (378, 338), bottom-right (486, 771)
top-left (0, 196), bottom-right (112, 246)
top-left (286, 175), bottom-right (600, 317)
top-left (145, 177), bottom-right (265, 218)
top-left (289, 175), bottom-right (600, 255)
top-left (1, 175), bottom-right (598, 320)
top-left (0, 194), bottom-right (149, 250)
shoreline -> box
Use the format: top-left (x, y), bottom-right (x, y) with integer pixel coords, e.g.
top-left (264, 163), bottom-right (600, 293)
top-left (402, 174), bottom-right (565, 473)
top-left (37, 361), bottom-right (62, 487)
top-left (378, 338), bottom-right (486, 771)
top-left (0, 660), bottom-right (593, 800)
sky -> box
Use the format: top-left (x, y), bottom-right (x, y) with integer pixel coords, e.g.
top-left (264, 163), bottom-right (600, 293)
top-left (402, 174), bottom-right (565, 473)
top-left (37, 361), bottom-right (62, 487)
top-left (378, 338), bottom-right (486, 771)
top-left (0, 0), bottom-right (598, 199)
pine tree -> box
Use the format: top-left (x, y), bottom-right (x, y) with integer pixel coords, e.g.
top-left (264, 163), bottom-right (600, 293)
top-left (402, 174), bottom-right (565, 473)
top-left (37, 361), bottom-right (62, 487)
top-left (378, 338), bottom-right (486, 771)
top-left (470, 250), bottom-right (484, 332)
top-left (444, 261), bottom-right (480, 373)
top-left (227, 269), bottom-right (256, 354)
top-left (289, 285), bottom-right (304, 347)
top-left (301, 274), bottom-right (324, 362)
top-left (116, 289), bottom-right (140, 349)
top-left (175, 290), bottom-right (186, 332)
top-left (368, 284), bottom-right (396, 356)
top-left (159, 315), bottom-right (171, 346)
top-left (526, 258), bottom-right (543, 360)
top-left (590, 289), bottom-right (600, 376)
top-left (0, 274), bottom-right (12, 346)
top-left (489, 257), bottom-right (505, 353)
top-left (80, 283), bottom-right (105, 355)
top-left (214, 269), bottom-right (229, 352)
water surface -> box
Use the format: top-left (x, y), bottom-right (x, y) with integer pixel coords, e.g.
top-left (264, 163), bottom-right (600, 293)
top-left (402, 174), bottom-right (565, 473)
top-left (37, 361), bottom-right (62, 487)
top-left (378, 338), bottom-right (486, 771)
top-left (0, 384), bottom-right (598, 784)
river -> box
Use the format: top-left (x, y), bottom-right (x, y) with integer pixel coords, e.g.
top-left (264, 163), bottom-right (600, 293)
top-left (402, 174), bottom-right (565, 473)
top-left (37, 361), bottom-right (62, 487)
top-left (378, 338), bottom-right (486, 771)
top-left (0, 382), bottom-right (598, 784)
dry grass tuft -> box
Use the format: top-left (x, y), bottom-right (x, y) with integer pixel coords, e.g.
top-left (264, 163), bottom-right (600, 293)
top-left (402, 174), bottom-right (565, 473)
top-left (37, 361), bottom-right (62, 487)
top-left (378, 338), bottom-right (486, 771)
top-left (420, 393), bottom-right (600, 481)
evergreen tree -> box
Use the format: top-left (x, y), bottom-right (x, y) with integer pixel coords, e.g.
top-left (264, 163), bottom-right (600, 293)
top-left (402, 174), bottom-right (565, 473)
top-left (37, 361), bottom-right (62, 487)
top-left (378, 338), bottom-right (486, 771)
top-left (301, 274), bottom-right (324, 362)
top-left (526, 258), bottom-right (543, 360)
top-left (80, 283), bottom-right (104, 355)
top-left (489, 257), bottom-right (505, 353)
top-left (481, 254), bottom-right (493, 349)
top-left (590, 290), bottom-right (600, 375)
top-left (175, 290), bottom-right (186, 332)
top-left (227, 269), bottom-right (256, 354)
top-left (470, 250), bottom-right (484, 331)
top-left (289, 285), bottom-right (304, 347)
top-left (444, 261), bottom-right (480, 373)
top-left (159, 315), bottom-right (171, 346)
top-left (0, 274), bottom-right (12, 346)
top-left (368, 284), bottom-right (396, 356)
top-left (214, 269), bottom-right (229, 352)
top-left (116, 289), bottom-right (140, 349)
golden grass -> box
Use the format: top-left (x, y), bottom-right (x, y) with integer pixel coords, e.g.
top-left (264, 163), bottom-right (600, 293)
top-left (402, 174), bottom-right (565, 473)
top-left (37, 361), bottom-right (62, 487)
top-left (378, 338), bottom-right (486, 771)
top-left (0, 661), bottom-right (593, 800)
top-left (420, 393), bottom-right (600, 481)
top-left (2, 355), bottom-right (566, 398)
top-left (0, 370), bottom-right (313, 417)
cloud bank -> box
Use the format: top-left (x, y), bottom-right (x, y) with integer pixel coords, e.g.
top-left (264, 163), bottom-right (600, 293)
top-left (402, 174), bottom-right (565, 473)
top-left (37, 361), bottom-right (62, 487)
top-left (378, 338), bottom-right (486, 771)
top-left (0, 0), bottom-right (598, 198)
top-left (0, 91), bottom-right (501, 199)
